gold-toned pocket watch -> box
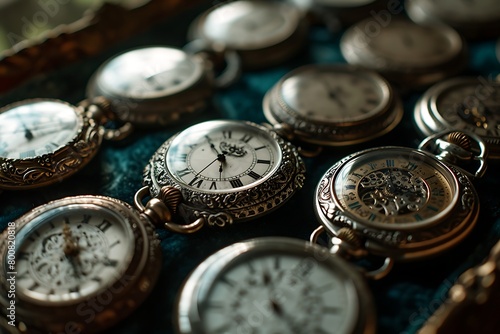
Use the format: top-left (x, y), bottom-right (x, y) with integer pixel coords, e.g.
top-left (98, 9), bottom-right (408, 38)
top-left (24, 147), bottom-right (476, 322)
top-left (0, 195), bottom-right (161, 333)
top-left (313, 130), bottom-right (487, 265)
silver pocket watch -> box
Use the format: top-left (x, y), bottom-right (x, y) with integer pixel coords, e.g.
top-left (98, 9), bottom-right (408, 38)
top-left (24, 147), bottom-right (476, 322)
top-left (175, 237), bottom-right (376, 334)
top-left (188, 0), bottom-right (309, 69)
top-left (0, 195), bottom-right (161, 333)
top-left (87, 45), bottom-right (239, 127)
top-left (313, 130), bottom-right (487, 266)
top-left (135, 119), bottom-right (306, 232)
top-left (263, 64), bottom-right (403, 154)
top-left (414, 77), bottom-right (500, 159)
top-left (340, 18), bottom-right (468, 89)
top-left (0, 98), bottom-right (129, 191)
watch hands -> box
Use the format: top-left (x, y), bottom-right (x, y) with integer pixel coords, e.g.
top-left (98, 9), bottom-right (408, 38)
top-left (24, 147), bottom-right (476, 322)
top-left (14, 112), bottom-right (35, 141)
top-left (321, 77), bottom-right (348, 109)
top-left (63, 223), bottom-right (85, 278)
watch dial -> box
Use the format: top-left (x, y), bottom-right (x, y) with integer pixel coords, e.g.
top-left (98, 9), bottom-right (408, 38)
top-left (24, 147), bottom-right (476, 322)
top-left (333, 148), bottom-right (457, 229)
top-left (0, 100), bottom-right (81, 160)
top-left (364, 20), bottom-right (461, 67)
top-left (198, 247), bottom-right (359, 333)
top-left (280, 67), bottom-right (389, 123)
top-left (200, 1), bottom-right (301, 50)
top-left (166, 121), bottom-right (281, 192)
top-left (14, 204), bottom-right (134, 304)
top-left (95, 47), bottom-right (203, 99)
top-left (415, 0), bottom-right (500, 22)
top-left (433, 80), bottom-right (500, 138)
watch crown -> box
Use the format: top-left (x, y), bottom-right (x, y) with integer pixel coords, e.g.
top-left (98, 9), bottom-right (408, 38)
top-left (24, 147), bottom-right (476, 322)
top-left (159, 186), bottom-right (183, 214)
top-left (336, 227), bottom-right (362, 249)
top-left (447, 132), bottom-right (472, 152)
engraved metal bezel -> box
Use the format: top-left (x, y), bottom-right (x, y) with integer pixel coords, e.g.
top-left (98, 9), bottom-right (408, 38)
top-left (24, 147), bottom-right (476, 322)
top-left (314, 146), bottom-right (479, 261)
top-left (0, 99), bottom-right (103, 190)
top-left (175, 237), bottom-right (376, 334)
top-left (143, 120), bottom-right (306, 227)
top-left (0, 195), bottom-right (161, 333)
top-left (86, 46), bottom-right (214, 127)
top-left (263, 64), bottom-right (403, 146)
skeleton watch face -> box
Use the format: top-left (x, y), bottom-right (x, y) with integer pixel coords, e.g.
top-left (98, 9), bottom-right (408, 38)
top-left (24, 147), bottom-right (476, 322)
top-left (0, 196), bottom-right (161, 333)
top-left (175, 237), bottom-right (375, 334)
top-left (414, 77), bottom-right (500, 158)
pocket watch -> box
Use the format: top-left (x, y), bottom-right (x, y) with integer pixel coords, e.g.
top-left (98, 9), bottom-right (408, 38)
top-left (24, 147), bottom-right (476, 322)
top-left (0, 98), bottom-right (125, 191)
top-left (340, 18), bottom-right (467, 89)
top-left (136, 119), bottom-right (306, 231)
top-left (406, 0), bottom-right (500, 40)
top-left (0, 195), bottom-right (161, 333)
top-left (187, 0), bottom-right (309, 70)
top-left (175, 237), bottom-right (375, 334)
top-left (263, 64), bottom-right (403, 153)
top-left (290, 0), bottom-right (388, 30)
top-left (414, 77), bottom-right (500, 159)
top-left (313, 130), bottom-right (487, 263)
top-left (87, 45), bottom-right (238, 127)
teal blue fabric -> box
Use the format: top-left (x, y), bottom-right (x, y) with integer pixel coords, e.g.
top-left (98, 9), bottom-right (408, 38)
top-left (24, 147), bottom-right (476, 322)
top-left (1, 4), bottom-right (500, 334)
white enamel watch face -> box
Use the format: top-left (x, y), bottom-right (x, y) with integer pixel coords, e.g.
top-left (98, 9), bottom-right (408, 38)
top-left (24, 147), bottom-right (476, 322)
top-left (279, 66), bottom-right (389, 123)
top-left (407, 0), bottom-right (500, 23)
top-left (198, 1), bottom-right (302, 50)
top-left (0, 196), bottom-right (160, 332)
top-left (330, 148), bottom-right (458, 229)
top-left (15, 204), bottom-right (134, 303)
top-left (166, 120), bottom-right (281, 192)
top-left (0, 100), bottom-right (81, 160)
top-left (91, 47), bottom-right (204, 100)
top-left (175, 237), bottom-right (374, 334)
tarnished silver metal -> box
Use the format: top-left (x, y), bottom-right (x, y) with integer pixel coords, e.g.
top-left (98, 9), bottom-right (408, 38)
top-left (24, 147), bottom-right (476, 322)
top-left (414, 77), bottom-right (500, 159)
top-left (418, 130), bottom-right (488, 179)
top-left (86, 46), bottom-right (216, 127)
top-left (263, 64), bottom-right (403, 149)
top-left (188, 0), bottom-right (309, 70)
top-left (340, 18), bottom-right (467, 88)
top-left (142, 120), bottom-right (306, 228)
top-left (0, 195), bottom-right (161, 333)
top-left (175, 237), bottom-right (376, 334)
top-left (0, 99), bottom-right (103, 190)
top-left (313, 141), bottom-right (484, 262)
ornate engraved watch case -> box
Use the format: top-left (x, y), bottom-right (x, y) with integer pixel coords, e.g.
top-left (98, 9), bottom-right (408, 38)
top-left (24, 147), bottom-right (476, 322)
top-left (175, 237), bottom-right (375, 334)
top-left (314, 131), bottom-right (487, 262)
top-left (187, 0), bottom-right (309, 69)
top-left (406, 0), bottom-right (500, 40)
top-left (0, 99), bottom-right (107, 190)
top-left (0, 195), bottom-right (161, 333)
top-left (86, 46), bottom-right (218, 127)
top-left (414, 77), bottom-right (500, 159)
top-left (340, 18), bottom-right (467, 89)
top-left (138, 120), bottom-right (306, 230)
top-left (263, 64), bottom-right (403, 151)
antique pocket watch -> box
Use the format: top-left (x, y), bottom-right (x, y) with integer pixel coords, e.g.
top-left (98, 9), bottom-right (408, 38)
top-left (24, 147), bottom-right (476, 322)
top-left (135, 119), bottom-right (306, 231)
top-left (175, 237), bottom-right (375, 334)
top-left (87, 45), bottom-right (238, 127)
top-left (313, 130), bottom-right (487, 263)
top-left (340, 18), bottom-right (467, 89)
top-left (414, 77), bottom-right (500, 159)
top-left (187, 0), bottom-right (309, 69)
top-left (406, 0), bottom-right (500, 40)
top-left (0, 98), bottom-right (126, 191)
top-left (263, 64), bottom-right (403, 153)
top-left (0, 195), bottom-right (161, 333)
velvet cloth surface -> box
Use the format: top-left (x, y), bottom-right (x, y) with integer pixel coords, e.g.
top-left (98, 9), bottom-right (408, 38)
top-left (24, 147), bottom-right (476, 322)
top-left (1, 3), bottom-right (500, 334)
